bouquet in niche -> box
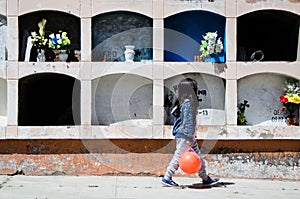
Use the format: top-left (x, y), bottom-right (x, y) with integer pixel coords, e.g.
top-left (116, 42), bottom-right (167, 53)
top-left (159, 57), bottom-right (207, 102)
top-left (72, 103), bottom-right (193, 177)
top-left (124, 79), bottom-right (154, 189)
top-left (31, 19), bottom-right (48, 49)
top-left (279, 80), bottom-right (300, 117)
top-left (199, 31), bottom-right (223, 59)
top-left (48, 30), bottom-right (71, 50)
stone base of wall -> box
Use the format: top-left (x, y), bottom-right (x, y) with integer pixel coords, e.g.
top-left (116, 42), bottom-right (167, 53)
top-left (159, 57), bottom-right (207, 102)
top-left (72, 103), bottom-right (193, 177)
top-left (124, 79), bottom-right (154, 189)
top-left (0, 139), bottom-right (299, 180)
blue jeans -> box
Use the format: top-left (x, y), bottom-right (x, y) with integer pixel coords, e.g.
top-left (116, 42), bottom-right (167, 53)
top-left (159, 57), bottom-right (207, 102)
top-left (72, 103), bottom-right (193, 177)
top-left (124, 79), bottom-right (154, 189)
top-left (164, 137), bottom-right (207, 180)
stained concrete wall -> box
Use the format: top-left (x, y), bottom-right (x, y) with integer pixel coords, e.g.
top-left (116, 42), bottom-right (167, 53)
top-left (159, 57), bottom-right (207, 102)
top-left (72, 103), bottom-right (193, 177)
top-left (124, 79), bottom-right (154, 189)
top-left (0, 139), bottom-right (299, 180)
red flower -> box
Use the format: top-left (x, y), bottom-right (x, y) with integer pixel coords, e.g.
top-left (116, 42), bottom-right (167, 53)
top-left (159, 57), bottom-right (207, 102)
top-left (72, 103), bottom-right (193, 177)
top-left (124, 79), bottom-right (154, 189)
top-left (279, 95), bottom-right (288, 104)
top-left (281, 107), bottom-right (285, 112)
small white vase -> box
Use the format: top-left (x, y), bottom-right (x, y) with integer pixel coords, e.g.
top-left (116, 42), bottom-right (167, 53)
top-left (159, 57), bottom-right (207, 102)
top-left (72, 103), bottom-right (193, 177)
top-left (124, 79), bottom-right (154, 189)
top-left (36, 49), bottom-right (46, 62)
top-left (124, 45), bottom-right (135, 62)
top-left (58, 50), bottom-right (68, 62)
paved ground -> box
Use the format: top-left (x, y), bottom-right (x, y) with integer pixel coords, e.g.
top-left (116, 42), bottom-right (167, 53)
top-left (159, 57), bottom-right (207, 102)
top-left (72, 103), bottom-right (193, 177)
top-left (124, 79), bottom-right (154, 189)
top-left (0, 175), bottom-right (299, 199)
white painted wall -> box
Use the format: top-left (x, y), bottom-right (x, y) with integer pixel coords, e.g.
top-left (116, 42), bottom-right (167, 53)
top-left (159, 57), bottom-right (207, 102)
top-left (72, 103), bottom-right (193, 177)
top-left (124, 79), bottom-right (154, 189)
top-left (0, 78), bottom-right (7, 125)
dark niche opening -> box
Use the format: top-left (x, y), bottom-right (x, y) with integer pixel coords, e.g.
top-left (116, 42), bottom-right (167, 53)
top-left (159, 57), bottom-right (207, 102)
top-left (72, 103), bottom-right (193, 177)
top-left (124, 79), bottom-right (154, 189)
top-left (237, 10), bottom-right (300, 62)
top-left (18, 73), bottom-right (81, 126)
top-left (92, 11), bottom-right (153, 62)
top-left (18, 11), bottom-right (81, 61)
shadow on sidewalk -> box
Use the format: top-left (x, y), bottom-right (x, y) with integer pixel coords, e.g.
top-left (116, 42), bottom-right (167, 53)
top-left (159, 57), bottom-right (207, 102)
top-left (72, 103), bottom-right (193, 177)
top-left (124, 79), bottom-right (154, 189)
top-left (181, 181), bottom-right (235, 189)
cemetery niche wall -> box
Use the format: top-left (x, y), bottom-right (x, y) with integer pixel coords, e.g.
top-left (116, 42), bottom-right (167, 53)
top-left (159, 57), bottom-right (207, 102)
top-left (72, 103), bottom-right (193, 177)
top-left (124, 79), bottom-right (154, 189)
top-left (0, 0), bottom-right (299, 179)
top-left (92, 73), bottom-right (153, 126)
top-left (237, 73), bottom-right (299, 126)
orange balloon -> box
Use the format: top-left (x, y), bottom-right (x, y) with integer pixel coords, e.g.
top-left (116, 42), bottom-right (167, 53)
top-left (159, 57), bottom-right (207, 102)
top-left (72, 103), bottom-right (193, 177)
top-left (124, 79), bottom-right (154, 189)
top-left (179, 151), bottom-right (202, 174)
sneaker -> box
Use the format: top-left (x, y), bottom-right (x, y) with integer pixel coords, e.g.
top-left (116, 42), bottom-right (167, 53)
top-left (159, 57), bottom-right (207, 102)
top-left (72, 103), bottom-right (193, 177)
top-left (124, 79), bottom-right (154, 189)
top-left (161, 177), bottom-right (179, 187)
top-left (202, 176), bottom-right (219, 186)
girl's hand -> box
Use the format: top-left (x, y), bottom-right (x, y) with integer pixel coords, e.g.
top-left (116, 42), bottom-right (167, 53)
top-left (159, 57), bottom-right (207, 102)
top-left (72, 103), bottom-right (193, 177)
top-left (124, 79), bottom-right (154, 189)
top-left (186, 141), bottom-right (192, 147)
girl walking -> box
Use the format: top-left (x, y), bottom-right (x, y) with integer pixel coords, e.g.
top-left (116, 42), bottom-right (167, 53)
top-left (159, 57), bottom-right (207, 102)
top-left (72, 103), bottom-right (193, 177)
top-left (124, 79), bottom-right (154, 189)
top-left (161, 78), bottom-right (219, 187)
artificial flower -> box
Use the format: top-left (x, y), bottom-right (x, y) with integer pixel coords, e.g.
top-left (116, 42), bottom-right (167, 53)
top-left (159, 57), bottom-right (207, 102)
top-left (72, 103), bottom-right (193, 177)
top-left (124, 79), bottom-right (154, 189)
top-left (48, 30), bottom-right (71, 50)
top-left (199, 31), bottom-right (223, 58)
top-left (31, 19), bottom-right (48, 49)
top-left (279, 80), bottom-right (300, 116)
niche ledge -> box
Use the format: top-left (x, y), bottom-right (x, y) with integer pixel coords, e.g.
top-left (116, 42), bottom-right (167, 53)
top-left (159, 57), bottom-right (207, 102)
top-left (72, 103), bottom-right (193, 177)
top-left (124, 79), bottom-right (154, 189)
top-left (19, 62), bottom-right (81, 79)
top-left (17, 126), bottom-right (81, 139)
top-left (237, 61), bottom-right (300, 79)
top-left (2, 125), bottom-right (300, 140)
top-left (91, 125), bottom-right (153, 139)
top-left (91, 62), bottom-right (153, 79)
top-left (164, 125), bottom-right (300, 140)
top-left (163, 62), bottom-right (227, 79)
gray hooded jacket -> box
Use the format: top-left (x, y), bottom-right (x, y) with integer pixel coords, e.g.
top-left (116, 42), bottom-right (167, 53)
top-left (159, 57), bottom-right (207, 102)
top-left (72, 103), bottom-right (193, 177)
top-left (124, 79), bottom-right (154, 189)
top-left (172, 99), bottom-right (196, 142)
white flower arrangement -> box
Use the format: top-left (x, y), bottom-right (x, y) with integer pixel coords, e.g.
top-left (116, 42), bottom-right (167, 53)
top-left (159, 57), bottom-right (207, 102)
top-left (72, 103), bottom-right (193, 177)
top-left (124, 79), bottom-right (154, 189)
top-left (48, 30), bottom-right (71, 50)
top-left (31, 19), bottom-right (72, 51)
top-left (199, 31), bottom-right (223, 58)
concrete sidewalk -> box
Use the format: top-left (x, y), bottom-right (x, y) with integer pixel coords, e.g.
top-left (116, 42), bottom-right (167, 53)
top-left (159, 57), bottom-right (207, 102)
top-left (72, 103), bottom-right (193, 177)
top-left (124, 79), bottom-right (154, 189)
top-left (0, 175), bottom-right (299, 199)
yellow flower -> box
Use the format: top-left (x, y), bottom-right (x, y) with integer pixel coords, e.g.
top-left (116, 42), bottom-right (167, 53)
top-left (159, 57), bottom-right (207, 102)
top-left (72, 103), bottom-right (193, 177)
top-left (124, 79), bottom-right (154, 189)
top-left (38, 19), bottom-right (47, 29)
top-left (38, 19), bottom-right (46, 37)
top-left (61, 32), bottom-right (68, 38)
top-left (65, 38), bottom-right (71, 45)
top-left (31, 19), bottom-right (48, 49)
top-left (291, 94), bottom-right (300, 104)
top-left (42, 38), bottom-right (48, 46)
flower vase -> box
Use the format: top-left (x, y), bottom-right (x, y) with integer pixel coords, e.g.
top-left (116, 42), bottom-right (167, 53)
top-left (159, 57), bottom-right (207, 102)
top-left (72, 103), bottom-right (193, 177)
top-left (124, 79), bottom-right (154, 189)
top-left (124, 45), bottom-right (135, 62)
top-left (205, 54), bottom-right (222, 63)
top-left (58, 50), bottom-right (68, 62)
top-left (286, 116), bottom-right (297, 126)
top-left (36, 49), bottom-right (46, 62)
